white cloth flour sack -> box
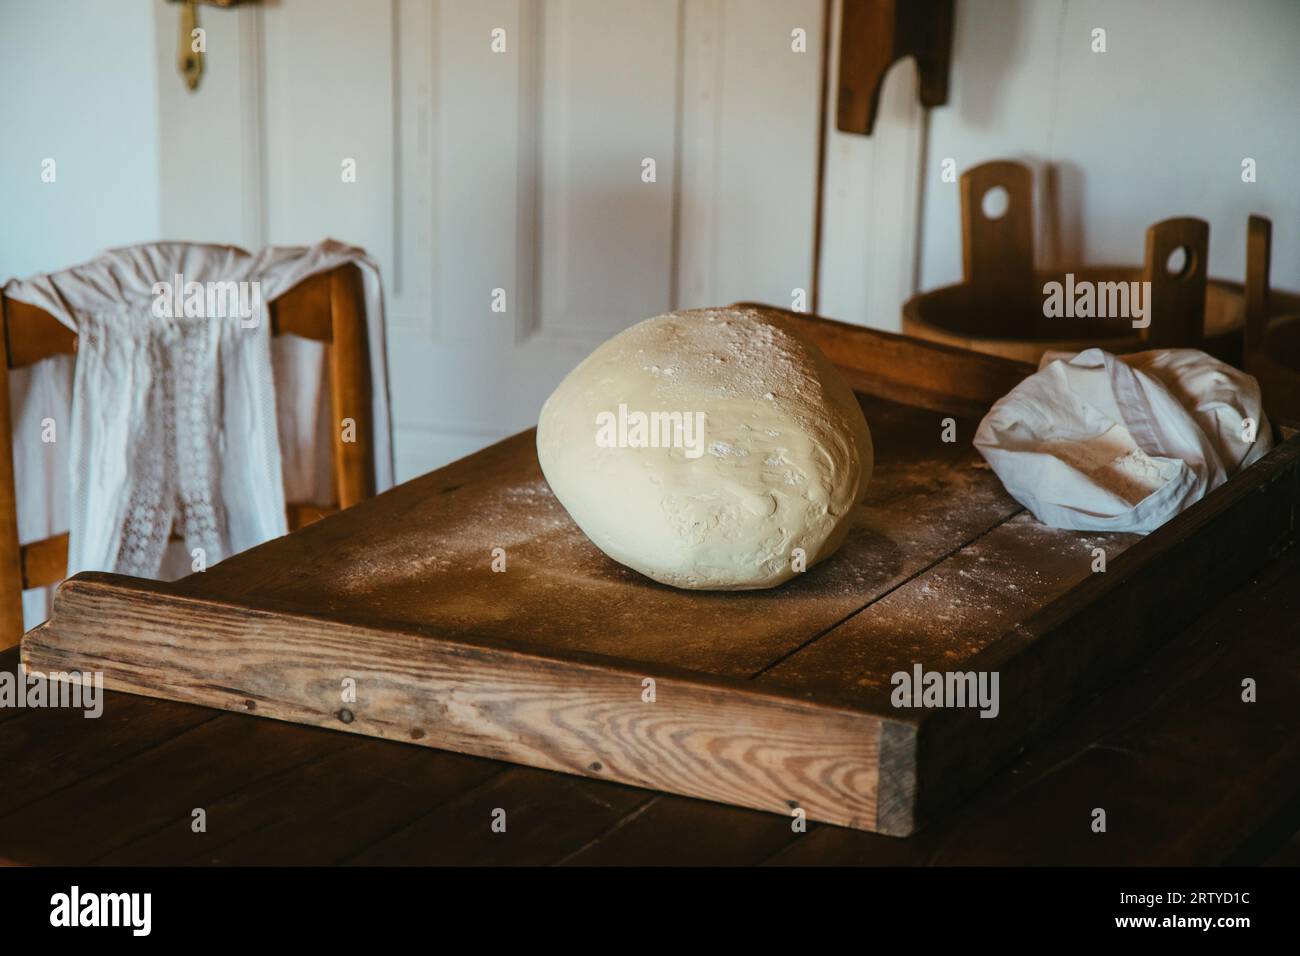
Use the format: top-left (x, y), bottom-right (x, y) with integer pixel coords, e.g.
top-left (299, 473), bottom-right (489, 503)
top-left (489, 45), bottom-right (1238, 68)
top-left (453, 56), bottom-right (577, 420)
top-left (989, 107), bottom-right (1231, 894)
top-left (973, 348), bottom-right (1272, 534)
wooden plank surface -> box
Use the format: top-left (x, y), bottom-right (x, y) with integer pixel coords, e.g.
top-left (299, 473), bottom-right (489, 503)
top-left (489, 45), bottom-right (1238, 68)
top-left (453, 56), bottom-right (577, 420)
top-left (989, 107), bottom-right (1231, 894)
top-left (17, 309), bottom-right (1300, 836)
top-left (169, 393), bottom-right (1017, 678)
top-left (109, 745), bottom-right (502, 866)
top-left (24, 571), bottom-right (889, 830)
top-left (21, 383), bottom-right (1035, 834)
top-left (773, 540), bottom-right (1300, 865)
top-left (3, 536), bottom-right (1298, 865)
top-left (760, 514), bottom-right (1138, 708)
top-left (21, 401), bottom-right (1300, 835)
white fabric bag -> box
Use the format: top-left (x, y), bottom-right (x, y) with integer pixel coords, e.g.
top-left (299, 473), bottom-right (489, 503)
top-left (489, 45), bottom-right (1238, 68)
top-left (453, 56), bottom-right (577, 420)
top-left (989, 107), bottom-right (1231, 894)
top-left (973, 348), bottom-right (1272, 534)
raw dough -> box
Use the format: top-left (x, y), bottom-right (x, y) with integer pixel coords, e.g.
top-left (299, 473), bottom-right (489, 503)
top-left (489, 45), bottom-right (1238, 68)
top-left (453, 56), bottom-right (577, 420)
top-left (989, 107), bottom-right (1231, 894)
top-left (536, 307), bottom-right (873, 589)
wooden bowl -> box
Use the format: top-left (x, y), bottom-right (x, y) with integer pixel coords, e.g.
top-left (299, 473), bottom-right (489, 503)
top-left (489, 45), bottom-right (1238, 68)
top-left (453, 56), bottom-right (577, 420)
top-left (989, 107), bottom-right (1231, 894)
top-left (903, 268), bottom-right (1268, 366)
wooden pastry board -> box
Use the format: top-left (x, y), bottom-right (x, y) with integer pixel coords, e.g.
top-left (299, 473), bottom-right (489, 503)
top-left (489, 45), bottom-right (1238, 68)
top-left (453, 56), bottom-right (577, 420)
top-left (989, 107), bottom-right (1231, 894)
top-left (22, 308), bottom-right (1300, 836)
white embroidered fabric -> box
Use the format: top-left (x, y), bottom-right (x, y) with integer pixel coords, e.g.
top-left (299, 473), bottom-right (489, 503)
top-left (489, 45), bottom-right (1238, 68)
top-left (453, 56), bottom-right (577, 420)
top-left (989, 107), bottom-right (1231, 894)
top-left (3, 240), bottom-right (395, 625)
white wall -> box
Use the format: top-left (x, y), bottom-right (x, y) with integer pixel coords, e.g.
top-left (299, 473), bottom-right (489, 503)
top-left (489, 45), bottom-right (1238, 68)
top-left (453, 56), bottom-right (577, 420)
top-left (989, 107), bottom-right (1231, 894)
top-left (6, 0), bottom-right (1299, 477)
top-left (916, 0), bottom-right (1300, 296)
top-left (149, 0), bottom-right (828, 481)
top-left (816, 0), bottom-right (925, 330)
top-left (0, 0), bottom-right (161, 279)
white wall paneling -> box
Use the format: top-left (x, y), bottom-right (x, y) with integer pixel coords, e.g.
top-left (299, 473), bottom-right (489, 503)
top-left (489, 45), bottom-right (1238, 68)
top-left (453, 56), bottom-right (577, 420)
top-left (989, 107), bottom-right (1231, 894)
top-left (535, 0), bottom-right (681, 345)
top-left (156, 0), bottom-right (266, 249)
top-left (917, 0), bottom-right (1300, 295)
top-left (678, 0), bottom-right (829, 313)
top-left (391, 0), bottom-right (436, 337)
top-left (815, 0), bottom-right (927, 332)
top-left (0, 0), bottom-right (162, 279)
top-left (15, 2), bottom-right (1300, 480)
top-left (152, 0), bottom-right (834, 480)
top-left (259, 0), bottom-right (395, 266)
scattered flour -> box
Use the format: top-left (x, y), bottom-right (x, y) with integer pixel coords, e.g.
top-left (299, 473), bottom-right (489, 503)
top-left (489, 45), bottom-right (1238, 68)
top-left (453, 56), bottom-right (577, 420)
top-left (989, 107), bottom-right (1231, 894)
top-left (1043, 424), bottom-right (1169, 506)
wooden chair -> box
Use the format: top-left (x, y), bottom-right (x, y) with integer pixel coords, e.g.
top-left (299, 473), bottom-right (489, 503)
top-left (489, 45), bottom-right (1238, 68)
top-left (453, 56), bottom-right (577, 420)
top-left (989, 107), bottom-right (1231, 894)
top-left (0, 262), bottom-right (376, 649)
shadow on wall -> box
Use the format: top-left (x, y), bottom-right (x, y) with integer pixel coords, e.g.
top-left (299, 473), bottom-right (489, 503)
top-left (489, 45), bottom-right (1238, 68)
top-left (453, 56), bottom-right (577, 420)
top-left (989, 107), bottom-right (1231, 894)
top-left (1041, 160), bottom-right (1085, 268)
top-left (949, 0), bottom-right (1027, 131)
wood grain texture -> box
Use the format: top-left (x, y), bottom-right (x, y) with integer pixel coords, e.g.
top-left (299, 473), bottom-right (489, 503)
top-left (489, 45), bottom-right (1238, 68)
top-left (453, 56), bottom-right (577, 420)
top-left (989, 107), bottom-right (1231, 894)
top-left (103, 743), bottom-right (501, 866)
top-left (1252, 315), bottom-right (1300, 425)
top-left (347, 767), bottom-right (652, 867)
top-left (327, 263), bottom-right (375, 507)
top-left (836, 0), bottom-right (953, 136)
top-left (961, 160), bottom-right (1036, 309)
top-left (269, 270), bottom-right (333, 342)
top-left (0, 296), bottom-right (23, 649)
top-left (1244, 215), bottom-right (1300, 424)
top-left (0, 694), bottom-right (219, 820)
top-left (0, 712), bottom-right (356, 866)
top-left (3, 533), bottom-right (1300, 864)
top-left (18, 308), bottom-right (1300, 836)
top-left (170, 392), bottom-right (1021, 682)
top-left (19, 532), bottom-right (67, 590)
top-left (1245, 213), bottom-right (1272, 356)
top-left (913, 460), bottom-right (1299, 828)
top-left (1, 297), bottom-right (77, 369)
top-left (556, 794), bottom-right (802, 866)
top-left (766, 543), bottom-right (1300, 865)
top-left (0, 290), bottom-right (77, 643)
top-left (1142, 216), bottom-right (1209, 351)
top-left (747, 303), bottom-right (1034, 419)
top-left (24, 574), bottom-right (885, 831)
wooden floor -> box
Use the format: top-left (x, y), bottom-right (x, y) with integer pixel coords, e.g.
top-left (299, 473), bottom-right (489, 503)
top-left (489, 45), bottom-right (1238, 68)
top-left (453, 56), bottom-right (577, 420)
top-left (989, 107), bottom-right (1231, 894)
top-left (2, 540), bottom-right (1299, 865)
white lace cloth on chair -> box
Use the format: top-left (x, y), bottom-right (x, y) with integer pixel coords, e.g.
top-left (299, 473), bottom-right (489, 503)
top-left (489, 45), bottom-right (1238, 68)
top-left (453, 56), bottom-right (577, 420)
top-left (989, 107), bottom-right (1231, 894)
top-left (4, 240), bottom-right (395, 617)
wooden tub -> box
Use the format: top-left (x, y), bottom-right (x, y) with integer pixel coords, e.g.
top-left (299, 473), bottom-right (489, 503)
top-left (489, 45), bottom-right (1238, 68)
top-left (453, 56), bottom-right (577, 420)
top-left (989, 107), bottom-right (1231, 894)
top-left (902, 160), bottom-right (1300, 366)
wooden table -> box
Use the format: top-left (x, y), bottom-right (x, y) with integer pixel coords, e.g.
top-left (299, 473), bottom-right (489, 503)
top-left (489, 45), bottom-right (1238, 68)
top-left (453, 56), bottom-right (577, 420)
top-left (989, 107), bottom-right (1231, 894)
top-left (3, 536), bottom-right (1298, 866)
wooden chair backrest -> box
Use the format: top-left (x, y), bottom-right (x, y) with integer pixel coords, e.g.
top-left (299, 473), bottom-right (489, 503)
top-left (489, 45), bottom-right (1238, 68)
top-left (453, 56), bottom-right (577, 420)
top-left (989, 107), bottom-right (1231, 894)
top-left (0, 262), bottom-right (376, 648)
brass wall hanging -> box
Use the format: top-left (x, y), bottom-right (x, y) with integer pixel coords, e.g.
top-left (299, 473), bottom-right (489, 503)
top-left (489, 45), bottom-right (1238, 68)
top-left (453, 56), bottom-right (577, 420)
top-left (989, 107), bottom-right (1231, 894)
top-left (167, 0), bottom-right (249, 92)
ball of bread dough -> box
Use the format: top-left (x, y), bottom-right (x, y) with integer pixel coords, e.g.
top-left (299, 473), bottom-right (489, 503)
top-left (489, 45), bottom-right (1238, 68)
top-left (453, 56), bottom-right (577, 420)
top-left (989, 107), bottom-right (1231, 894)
top-left (536, 307), bottom-right (873, 590)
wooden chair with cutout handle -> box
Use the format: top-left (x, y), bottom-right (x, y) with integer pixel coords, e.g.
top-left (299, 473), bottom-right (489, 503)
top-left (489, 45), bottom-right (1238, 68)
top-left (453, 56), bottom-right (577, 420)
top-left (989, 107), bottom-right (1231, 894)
top-left (0, 262), bottom-right (376, 650)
